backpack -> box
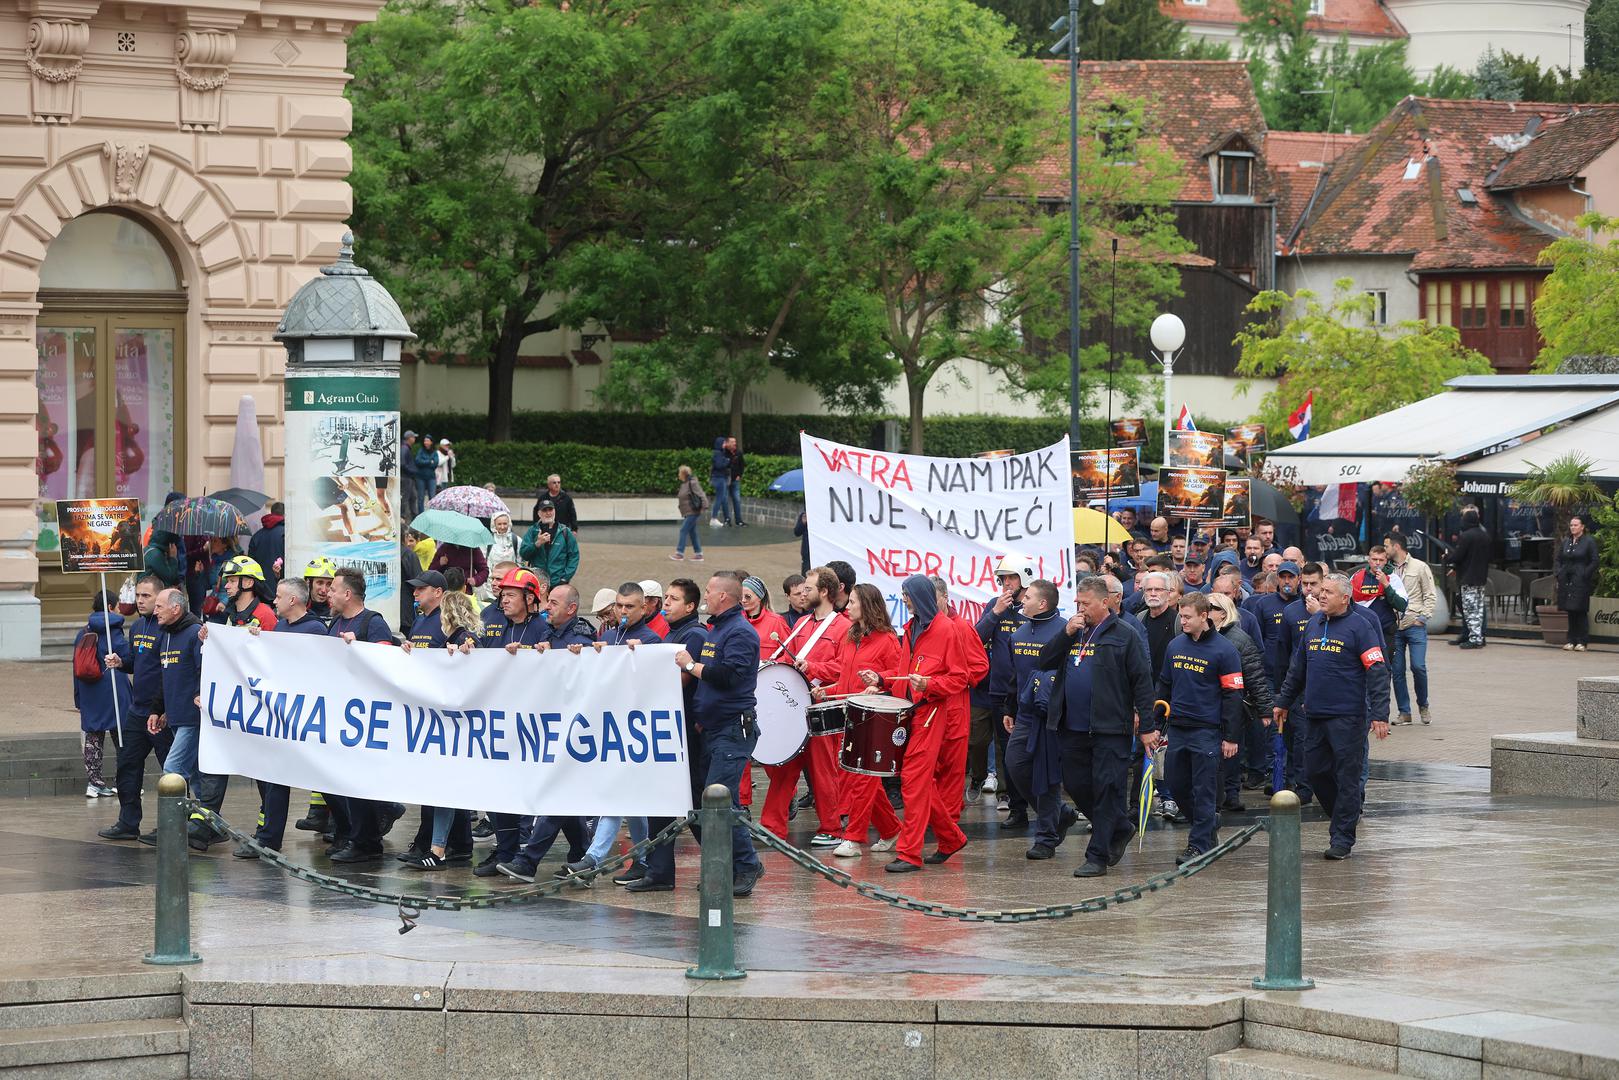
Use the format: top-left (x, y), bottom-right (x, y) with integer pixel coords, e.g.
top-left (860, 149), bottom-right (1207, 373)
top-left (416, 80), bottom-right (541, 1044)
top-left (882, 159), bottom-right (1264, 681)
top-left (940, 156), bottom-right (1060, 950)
top-left (73, 631), bottom-right (103, 682)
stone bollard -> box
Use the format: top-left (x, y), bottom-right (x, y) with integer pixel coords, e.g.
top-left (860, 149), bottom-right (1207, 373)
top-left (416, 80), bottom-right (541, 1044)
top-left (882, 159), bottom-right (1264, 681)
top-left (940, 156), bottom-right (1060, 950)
top-left (685, 783), bottom-right (745, 981)
top-left (1252, 790), bottom-right (1312, 990)
top-left (143, 773), bottom-right (201, 966)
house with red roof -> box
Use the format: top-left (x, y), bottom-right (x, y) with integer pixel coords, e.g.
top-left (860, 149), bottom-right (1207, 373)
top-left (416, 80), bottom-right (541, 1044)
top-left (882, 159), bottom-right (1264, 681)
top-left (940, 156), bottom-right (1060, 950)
top-left (1280, 97), bottom-right (1619, 372)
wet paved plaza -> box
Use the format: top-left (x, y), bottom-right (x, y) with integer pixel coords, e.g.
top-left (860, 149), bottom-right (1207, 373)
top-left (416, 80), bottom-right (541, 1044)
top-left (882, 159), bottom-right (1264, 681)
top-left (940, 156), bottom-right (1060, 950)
top-left (4, 763), bottom-right (1616, 1028)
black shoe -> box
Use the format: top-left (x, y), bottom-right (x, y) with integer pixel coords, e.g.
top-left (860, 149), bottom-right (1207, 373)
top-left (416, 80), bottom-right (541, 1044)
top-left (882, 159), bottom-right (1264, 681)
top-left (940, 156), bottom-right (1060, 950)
top-left (1174, 845), bottom-right (1206, 866)
top-left (1107, 824), bottom-right (1137, 867)
top-left (1001, 812), bottom-right (1030, 830)
top-left (923, 843), bottom-right (964, 865)
top-left (496, 859), bottom-right (537, 883)
top-left (403, 851), bottom-right (447, 871)
top-left (396, 846), bottom-right (426, 863)
top-left (187, 832), bottom-right (212, 853)
top-left (884, 858), bottom-right (921, 873)
top-left (137, 831), bottom-right (157, 847)
top-left (1074, 861), bottom-right (1107, 878)
top-left (612, 863), bottom-right (648, 886)
top-left (471, 818), bottom-right (495, 841)
top-left (445, 848), bottom-right (473, 865)
top-left (1323, 845), bottom-right (1351, 860)
top-left (1026, 843), bottom-right (1055, 860)
top-left (1220, 797), bottom-right (1245, 813)
top-left (294, 808), bottom-right (330, 832)
top-left (1242, 770), bottom-right (1265, 790)
top-left (1054, 805), bottom-right (1079, 846)
top-left (733, 869), bottom-right (762, 897)
top-left (231, 844), bottom-right (261, 860)
top-left (329, 844), bottom-right (382, 864)
top-left (1459, 642), bottom-right (1484, 650)
top-left (623, 875), bottom-right (674, 892)
top-left (1447, 638), bottom-right (1465, 646)
top-left (473, 855), bottom-right (505, 878)
top-left (98, 824), bottom-right (140, 841)
top-left (381, 803), bottom-right (406, 836)
top-left (562, 855), bottom-right (598, 877)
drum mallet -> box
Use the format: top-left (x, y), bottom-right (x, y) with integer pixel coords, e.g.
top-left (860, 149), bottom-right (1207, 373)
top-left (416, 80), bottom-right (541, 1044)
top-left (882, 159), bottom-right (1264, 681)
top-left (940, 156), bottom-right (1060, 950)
top-left (769, 632), bottom-right (803, 664)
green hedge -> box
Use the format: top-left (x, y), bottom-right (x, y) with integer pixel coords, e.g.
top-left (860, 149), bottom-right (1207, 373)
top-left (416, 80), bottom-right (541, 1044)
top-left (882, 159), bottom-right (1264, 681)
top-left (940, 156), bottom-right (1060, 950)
top-left (411, 410), bottom-right (1166, 460)
top-left (455, 442), bottom-right (801, 498)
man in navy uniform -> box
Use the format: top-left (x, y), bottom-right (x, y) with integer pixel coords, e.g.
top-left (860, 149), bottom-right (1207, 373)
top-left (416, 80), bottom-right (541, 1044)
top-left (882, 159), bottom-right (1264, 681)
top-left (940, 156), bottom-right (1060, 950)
top-left (1274, 573), bottom-right (1392, 860)
top-left (99, 573), bottom-right (173, 844)
top-left (999, 579), bottom-right (1077, 859)
top-left (975, 554), bottom-right (1034, 825)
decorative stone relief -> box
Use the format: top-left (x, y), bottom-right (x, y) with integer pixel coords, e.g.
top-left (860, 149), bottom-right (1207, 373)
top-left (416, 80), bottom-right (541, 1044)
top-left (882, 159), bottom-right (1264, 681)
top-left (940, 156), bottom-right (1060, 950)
top-left (175, 30), bottom-right (235, 132)
top-left (25, 18), bottom-right (90, 124)
top-left (101, 141), bottom-right (148, 203)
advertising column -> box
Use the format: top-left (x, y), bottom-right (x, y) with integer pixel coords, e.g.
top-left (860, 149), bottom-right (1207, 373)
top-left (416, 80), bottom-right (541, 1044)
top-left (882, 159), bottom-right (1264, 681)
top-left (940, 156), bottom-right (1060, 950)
top-left (283, 373), bottom-right (401, 630)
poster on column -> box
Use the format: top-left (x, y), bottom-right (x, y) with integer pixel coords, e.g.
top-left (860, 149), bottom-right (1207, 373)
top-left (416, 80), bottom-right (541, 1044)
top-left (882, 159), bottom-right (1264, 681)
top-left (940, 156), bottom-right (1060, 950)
top-left (54, 498), bottom-right (144, 573)
top-left (199, 625), bottom-right (695, 817)
top-left (283, 373), bottom-right (402, 630)
top-left (800, 434), bottom-right (1076, 624)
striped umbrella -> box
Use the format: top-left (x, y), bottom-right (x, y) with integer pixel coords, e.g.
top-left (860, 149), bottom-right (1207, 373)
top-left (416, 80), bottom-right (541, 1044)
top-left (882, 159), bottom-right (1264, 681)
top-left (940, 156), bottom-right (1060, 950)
top-left (151, 497), bottom-right (248, 537)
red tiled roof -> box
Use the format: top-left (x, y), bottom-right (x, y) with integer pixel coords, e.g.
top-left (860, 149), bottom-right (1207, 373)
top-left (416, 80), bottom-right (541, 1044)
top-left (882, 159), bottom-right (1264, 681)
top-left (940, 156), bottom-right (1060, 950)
top-left (1029, 60), bottom-right (1270, 204)
top-left (1265, 130), bottom-right (1360, 168)
top-left (1287, 97), bottom-right (1619, 271)
top-left (1488, 106), bottom-right (1619, 189)
top-left (1160, 0), bottom-right (1405, 39)
top-left (1273, 166), bottom-right (1326, 241)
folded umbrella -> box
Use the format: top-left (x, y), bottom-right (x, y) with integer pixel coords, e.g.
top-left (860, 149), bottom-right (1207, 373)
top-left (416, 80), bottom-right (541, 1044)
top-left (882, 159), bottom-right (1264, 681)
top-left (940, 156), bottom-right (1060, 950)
top-left (409, 508), bottom-right (494, 549)
top-left (1272, 715), bottom-right (1287, 795)
top-left (1137, 747), bottom-right (1156, 853)
top-left (428, 485), bottom-right (511, 519)
top-left (152, 497), bottom-right (248, 538)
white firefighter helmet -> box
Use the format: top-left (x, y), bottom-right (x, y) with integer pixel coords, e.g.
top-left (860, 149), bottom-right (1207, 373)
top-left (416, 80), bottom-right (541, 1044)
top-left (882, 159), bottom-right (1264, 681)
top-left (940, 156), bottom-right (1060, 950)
top-left (993, 553), bottom-right (1037, 589)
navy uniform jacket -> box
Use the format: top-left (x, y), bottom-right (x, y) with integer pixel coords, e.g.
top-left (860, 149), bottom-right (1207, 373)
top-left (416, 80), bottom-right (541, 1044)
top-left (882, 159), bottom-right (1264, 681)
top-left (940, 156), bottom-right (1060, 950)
top-left (1272, 597), bottom-right (1314, 710)
top-left (155, 615), bottom-right (205, 729)
top-left (328, 608), bottom-right (394, 644)
top-left (1004, 612), bottom-right (1068, 725)
top-left (407, 607), bottom-right (475, 650)
top-left (601, 617), bottom-right (664, 646)
top-left (1036, 615), bottom-right (1156, 735)
top-left (128, 612), bottom-right (164, 718)
top-left (482, 611), bottom-right (549, 650)
top-left (1276, 609), bottom-right (1391, 722)
top-left (975, 598), bottom-right (1027, 705)
top-left (276, 613), bottom-right (328, 635)
top-left (693, 605), bottom-right (759, 726)
top-left (543, 615), bottom-right (596, 649)
top-left (1151, 628), bottom-right (1245, 741)
top-left (1245, 592), bottom-right (1291, 683)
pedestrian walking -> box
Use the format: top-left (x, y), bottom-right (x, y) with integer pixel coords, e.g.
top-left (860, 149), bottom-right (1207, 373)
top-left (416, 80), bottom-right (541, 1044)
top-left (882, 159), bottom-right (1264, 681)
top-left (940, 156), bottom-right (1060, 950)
top-left (672, 465), bottom-right (707, 561)
top-left (1444, 506), bottom-right (1490, 649)
top-left (727, 436), bottom-right (746, 527)
top-left (71, 590), bottom-right (130, 799)
top-left (999, 579), bottom-right (1078, 862)
top-left (1556, 514), bottom-right (1598, 652)
top-left (434, 439), bottom-right (456, 488)
top-left (1206, 591), bottom-right (1273, 813)
top-left (97, 574), bottom-right (174, 843)
top-left (414, 435), bottom-right (440, 504)
top-left (1383, 534), bottom-right (1435, 724)
top-left (709, 436), bottom-right (733, 527)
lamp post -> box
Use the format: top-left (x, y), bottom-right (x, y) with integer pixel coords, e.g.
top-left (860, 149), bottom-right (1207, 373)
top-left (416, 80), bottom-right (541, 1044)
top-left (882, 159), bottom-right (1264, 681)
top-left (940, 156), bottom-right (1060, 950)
top-left (1150, 312), bottom-right (1185, 454)
top-left (1051, 0), bottom-right (1102, 447)
top-left (275, 232), bottom-right (416, 631)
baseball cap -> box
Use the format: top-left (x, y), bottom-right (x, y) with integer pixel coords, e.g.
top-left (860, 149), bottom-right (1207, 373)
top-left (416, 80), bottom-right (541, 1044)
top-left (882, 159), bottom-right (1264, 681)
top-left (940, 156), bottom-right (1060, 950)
top-left (590, 587), bottom-right (619, 613)
top-left (638, 579), bottom-right (664, 598)
top-left (1183, 554), bottom-right (1205, 566)
top-left (403, 430), bottom-right (417, 438)
top-left (407, 570), bottom-right (448, 590)
top-left (536, 498), bottom-right (556, 511)
top-left (1278, 560), bottom-right (1301, 575)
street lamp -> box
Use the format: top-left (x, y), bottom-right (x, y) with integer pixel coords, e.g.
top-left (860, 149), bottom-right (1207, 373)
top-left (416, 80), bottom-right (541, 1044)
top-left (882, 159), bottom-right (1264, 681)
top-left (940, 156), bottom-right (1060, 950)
top-left (1051, 0), bottom-right (1104, 447)
top-left (1150, 311), bottom-right (1186, 452)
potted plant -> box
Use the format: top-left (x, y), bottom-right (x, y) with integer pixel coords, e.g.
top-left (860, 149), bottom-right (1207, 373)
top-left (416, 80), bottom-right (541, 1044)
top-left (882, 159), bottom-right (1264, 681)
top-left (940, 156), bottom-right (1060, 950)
top-left (1400, 460), bottom-right (1461, 632)
top-left (1510, 452), bottom-right (1604, 646)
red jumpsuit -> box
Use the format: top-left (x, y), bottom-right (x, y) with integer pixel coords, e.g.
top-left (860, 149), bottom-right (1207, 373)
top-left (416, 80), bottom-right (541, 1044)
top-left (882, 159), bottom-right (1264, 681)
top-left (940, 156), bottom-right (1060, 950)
top-left (760, 611), bottom-right (850, 836)
top-left (894, 616), bottom-right (969, 866)
top-left (932, 611), bottom-right (990, 829)
top-left (804, 627), bottom-right (903, 844)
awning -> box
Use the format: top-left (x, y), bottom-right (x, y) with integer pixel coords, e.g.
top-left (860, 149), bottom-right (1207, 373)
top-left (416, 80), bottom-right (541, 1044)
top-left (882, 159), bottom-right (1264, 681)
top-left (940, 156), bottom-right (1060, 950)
top-left (1264, 375), bottom-right (1619, 486)
top-left (1458, 406), bottom-right (1619, 488)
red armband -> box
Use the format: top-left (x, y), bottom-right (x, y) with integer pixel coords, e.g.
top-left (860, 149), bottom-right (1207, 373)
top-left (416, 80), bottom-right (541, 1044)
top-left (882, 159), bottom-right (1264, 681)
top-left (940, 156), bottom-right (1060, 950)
top-left (1360, 646), bottom-right (1384, 668)
top-left (1219, 671), bottom-right (1245, 691)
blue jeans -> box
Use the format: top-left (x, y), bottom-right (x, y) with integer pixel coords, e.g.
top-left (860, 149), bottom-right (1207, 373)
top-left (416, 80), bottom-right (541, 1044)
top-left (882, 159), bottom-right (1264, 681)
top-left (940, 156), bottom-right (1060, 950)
top-left (431, 806), bottom-right (456, 850)
top-left (677, 515), bottom-right (702, 555)
top-left (586, 816), bottom-right (648, 863)
top-left (1390, 624), bottom-right (1429, 714)
top-left (165, 725), bottom-right (200, 793)
top-left (726, 481), bottom-right (743, 524)
top-left (709, 476), bottom-right (732, 523)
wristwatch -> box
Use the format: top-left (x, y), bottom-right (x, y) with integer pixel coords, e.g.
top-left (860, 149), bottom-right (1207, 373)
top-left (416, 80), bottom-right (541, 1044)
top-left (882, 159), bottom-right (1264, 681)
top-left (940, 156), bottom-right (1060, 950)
top-left (684, 661), bottom-right (697, 673)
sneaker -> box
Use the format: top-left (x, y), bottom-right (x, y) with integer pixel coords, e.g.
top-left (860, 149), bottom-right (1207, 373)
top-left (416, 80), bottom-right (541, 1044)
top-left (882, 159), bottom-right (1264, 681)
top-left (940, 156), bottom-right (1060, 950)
top-left (137, 831), bottom-right (157, 847)
top-left (473, 854), bottom-right (504, 878)
top-left (1162, 799), bottom-right (1184, 822)
top-left (85, 783), bottom-right (104, 798)
top-left (231, 844), bottom-right (260, 860)
top-left (612, 863), bottom-right (648, 886)
top-left (403, 851), bottom-right (447, 871)
top-left (1394, 713), bottom-right (1413, 726)
top-left (982, 773), bottom-right (998, 794)
top-left (561, 854), bottom-right (598, 877)
top-left (996, 793), bottom-right (1010, 811)
top-left (871, 835), bottom-right (897, 852)
top-left (1074, 861), bottom-right (1107, 878)
top-left (98, 824), bottom-right (140, 841)
top-left (1175, 845), bottom-right (1206, 866)
top-left (1575, 644), bottom-right (1587, 652)
top-left (710, 518), bottom-right (725, 528)
top-left (923, 844), bottom-right (963, 864)
top-left (1563, 642), bottom-right (1576, 651)
top-left (1323, 846), bottom-right (1351, 860)
top-left (964, 781), bottom-right (981, 805)
top-left (670, 552), bottom-right (685, 561)
top-left (831, 840), bottom-right (863, 858)
top-left (1419, 707), bottom-right (1431, 725)
top-left (794, 791), bottom-right (816, 812)
top-left (496, 859), bottom-right (537, 883)
top-left (691, 554), bottom-right (704, 562)
top-left (884, 858), bottom-right (921, 873)
top-left (809, 833), bottom-right (841, 848)
top-left (445, 848), bottom-right (474, 865)
top-left (471, 818), bottom-right (494, 841)
top-left (396, 846), bottom-right (426, 863)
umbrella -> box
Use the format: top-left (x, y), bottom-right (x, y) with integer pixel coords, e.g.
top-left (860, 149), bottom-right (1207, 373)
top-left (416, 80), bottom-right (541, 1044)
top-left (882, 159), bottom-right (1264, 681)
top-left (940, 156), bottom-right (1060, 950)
top-left (428, 485), bottom-right (511, 519)
top-left (1107, 481), bottom-right (1157, 517)
top-left (1073, 506), bottom-right (1133, 546)
top-left (1250, 479), bottom-right (1300, 526)
top-left (207, 487), bottom-right (271, 515)
top-left (1272, 715), bottom-right (1287, 795)
top-left (410, 508), bottom-right (493, 548)
top-left (152, 497), bottom-right (248, 537)
top-left (1137, 748), bottom-right (1156, 852)
top-left (768, 469), bottom-right (804, 493)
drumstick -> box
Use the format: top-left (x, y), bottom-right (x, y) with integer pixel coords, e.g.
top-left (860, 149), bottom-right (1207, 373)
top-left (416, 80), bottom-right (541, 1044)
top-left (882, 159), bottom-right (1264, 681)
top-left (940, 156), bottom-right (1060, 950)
top-left (770, 632), bottom-right (803, 665)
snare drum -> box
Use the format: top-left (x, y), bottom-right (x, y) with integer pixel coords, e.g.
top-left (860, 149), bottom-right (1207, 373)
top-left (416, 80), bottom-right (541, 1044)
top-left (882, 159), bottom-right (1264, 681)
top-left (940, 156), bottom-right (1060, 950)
top-left (838, 694), bottom-right (915, 778)
top-left (805, 700), bottom-right (848, 738)
top-left (751, 663), bottom-right (811, 766)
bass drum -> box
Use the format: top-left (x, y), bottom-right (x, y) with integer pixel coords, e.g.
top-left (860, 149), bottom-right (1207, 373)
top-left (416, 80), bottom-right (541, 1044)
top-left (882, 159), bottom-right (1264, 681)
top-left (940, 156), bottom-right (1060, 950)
top-left (751, 662), bottom-right (811, 766)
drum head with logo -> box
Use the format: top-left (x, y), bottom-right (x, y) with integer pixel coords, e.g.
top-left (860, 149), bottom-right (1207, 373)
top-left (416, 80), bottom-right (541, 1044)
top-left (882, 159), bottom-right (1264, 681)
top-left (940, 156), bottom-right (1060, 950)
top-left (752, 663), bottom-right (810, 765)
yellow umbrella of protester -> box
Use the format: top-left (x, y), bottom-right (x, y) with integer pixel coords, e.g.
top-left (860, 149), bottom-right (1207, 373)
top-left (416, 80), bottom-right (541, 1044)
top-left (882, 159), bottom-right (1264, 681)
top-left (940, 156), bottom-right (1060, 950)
top-left (1073, 506), bottom-right (1133, 546)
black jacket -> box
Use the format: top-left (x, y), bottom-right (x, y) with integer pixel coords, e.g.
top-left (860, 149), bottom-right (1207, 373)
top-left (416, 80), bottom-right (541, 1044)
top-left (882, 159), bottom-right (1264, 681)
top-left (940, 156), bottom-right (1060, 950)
top-left (1445, 523), bottom-right (1491, 587)
top-left (534, 488), bottom-right (579, 534)
top-left (1555, 533), bottom-right (1598, 613)
top-left (1219, 623), bottom-right (1274, 722)
top-left (1036, 616), bottom-right (1156, 735)
top-left (1141, 606), bottom-right (1179, 675)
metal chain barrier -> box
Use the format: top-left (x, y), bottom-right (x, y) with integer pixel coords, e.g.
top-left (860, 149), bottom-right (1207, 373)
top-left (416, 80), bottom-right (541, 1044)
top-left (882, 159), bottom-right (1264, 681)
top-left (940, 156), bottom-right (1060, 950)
top-left (180, 801), bottom-right (690, 933)
top-left (742, 816), bottom-right (1267, 923)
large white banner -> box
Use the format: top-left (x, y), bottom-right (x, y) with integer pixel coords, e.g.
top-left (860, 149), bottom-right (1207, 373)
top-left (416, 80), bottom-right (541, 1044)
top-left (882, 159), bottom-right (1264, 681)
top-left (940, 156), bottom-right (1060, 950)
top-left (802, 434), bottom-right (1076, 623)
top-left (199, 626), bottom-right (693, 817)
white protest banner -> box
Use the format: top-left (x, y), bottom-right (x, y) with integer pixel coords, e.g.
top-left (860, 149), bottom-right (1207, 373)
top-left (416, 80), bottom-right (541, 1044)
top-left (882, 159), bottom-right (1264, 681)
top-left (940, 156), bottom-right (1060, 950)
top-left (801, 433), bottom-right (1075, 623)
top-left (199, 625), bottom-right (693, 817)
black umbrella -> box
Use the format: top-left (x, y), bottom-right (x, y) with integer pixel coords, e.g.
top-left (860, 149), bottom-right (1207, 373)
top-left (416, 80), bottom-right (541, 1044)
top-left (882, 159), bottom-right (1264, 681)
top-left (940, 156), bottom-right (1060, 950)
top-left (151, 497), bottom-right (249, 537)
top-left (1250, 479), bottom-right (1300, 526)
top-left (206, 487), bottom-right (271, 514)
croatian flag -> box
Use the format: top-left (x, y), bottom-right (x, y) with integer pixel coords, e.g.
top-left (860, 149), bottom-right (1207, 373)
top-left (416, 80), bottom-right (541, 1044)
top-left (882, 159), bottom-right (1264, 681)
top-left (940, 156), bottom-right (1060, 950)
top-left (1287, 392), bottom-right (1313, 441)
top-left (1175, 405), bottom-right (1197, 432)
top-left (1318, 483), bottom-right (1359, 522)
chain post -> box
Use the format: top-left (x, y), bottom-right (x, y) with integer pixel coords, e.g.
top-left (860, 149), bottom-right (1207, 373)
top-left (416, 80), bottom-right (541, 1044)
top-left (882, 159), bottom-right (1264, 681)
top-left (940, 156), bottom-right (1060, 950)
top-left (686, 784), bottom-right (745, 981)
top-left (1253, 790), bottom-right (1314, 991)
top-left (144, 774), bottom-right (201, 966)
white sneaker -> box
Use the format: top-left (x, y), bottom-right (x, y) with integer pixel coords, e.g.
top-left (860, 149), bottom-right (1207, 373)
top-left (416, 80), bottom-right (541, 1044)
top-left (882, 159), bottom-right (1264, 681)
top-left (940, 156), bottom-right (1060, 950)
top-left (982, 773), bottom-right (998, 794)
top-left (809, 833), bottom-right (841, 848)
top-left (86, 783), bottom-right (114, 798)
top-left (709, 518), bottom-right (724, 528)
top-left (831, 841), bottom-right (863, 858)
top-left (871, 835), bottom-right (897, 852)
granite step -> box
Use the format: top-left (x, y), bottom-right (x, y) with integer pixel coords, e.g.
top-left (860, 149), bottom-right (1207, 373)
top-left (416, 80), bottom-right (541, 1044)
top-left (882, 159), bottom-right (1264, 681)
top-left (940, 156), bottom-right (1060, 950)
top-left (1207, 1049), bottom-right (1400, 1080)
top-left (0, 994), bottom-right (180, 1031)
top-left (0, 736), bottom-right (82, 762)
top-left (0, 1018), bottom-right (187, 1069)
top-left (0, 1052), bottom-right (188, 1078)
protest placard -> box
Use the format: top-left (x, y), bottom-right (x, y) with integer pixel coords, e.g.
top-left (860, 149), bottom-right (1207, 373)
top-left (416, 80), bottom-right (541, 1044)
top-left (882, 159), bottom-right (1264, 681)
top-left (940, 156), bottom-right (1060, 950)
top-left (1110, 418), bottom-right (1147, 449)
top-left (1158, 467), bottom-right (1227, 522)
top-left (1225, 423), bottom-right (1268, 463)
top-left (1071, 447), bottom-right (1140, 501)
top-left (801, 434), bottom-right (1075, 622)
top-left (1166, 430), bottom-right (1224, 470)
top-left (200, 626), bottom-right (695, 817)
top-left (1220, 477), bottom-right (1252, 529)
top-left (54, 498), bottom-right (143, 574)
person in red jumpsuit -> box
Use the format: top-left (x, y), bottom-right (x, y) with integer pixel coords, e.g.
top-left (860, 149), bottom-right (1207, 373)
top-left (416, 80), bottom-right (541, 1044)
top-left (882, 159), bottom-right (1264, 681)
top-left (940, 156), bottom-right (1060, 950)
top-left (927, 576), bottom-right (990, 853)
top-left (760, 568), bottom-right (849, 844)
top-left (864, 574), bottom-right (969, 873)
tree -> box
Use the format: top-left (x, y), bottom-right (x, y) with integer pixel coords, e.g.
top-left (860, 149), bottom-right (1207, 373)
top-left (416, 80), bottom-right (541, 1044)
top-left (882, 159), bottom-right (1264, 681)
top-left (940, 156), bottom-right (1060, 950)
top-left (1533, 213), bottom-right (1619, 371)
top-left (1235, 280), bottom-right (1492, 439)
top-left (348, 0), bottom-right (725, 442)
top-left (1590, 0), bottom-right (1619, 78)
top-left (1510, 452), bottom-right (1604, 539)
top-left (1472, 47), bottom-right (1522, 101)
top-left (974, 0), bottom-right (1204, 59)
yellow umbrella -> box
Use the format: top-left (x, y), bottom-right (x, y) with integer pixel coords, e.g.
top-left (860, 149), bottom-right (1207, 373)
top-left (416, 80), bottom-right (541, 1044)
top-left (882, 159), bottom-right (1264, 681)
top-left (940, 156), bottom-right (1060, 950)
top-left (1073, 506), bottom-right (1133, 546)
